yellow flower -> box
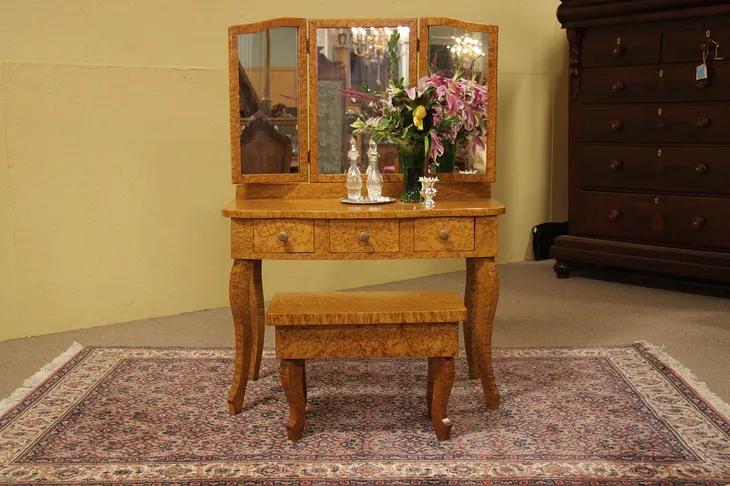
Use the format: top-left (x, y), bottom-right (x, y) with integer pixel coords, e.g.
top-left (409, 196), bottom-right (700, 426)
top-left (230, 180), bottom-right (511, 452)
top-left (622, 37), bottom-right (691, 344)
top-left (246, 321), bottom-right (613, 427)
top-left (413, 105), bottom-right (426, 130)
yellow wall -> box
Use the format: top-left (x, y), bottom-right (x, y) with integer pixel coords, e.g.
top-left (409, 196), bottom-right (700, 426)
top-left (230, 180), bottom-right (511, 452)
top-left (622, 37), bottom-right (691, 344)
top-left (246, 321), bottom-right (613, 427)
top-left (0, 0), bottom-right (567, 341)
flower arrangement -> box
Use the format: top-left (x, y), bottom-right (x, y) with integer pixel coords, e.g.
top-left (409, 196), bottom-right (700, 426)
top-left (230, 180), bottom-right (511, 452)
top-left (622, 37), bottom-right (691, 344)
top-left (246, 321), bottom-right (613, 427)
top-left (344, 30), bottom-right (487, 160)
top-left (341, 29), bottom-right (488, 200)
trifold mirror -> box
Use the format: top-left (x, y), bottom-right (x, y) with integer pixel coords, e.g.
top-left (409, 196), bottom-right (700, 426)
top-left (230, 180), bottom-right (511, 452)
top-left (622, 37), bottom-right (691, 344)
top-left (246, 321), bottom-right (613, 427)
top-left (229, 18), bottom-right (498, 184)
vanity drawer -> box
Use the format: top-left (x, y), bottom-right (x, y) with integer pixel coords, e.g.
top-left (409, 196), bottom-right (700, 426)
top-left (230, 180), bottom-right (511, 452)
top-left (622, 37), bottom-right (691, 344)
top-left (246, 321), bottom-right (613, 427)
top-left (581, 145), bottom-right (730, 196)
top-left (414, 217), bottom-right (475, 252)
top-left (253, 219), bottom-right (314, 253)
top-left (581, 63), bottom-right (730, 104)
top-left (574, 191), bottom-right (730, 250)
top-left (580, 103), bottom-right (730, 143)
top-left (329, 220), bottom-right (399, 253)
top-left (581, 27), bottom-right (661, 68)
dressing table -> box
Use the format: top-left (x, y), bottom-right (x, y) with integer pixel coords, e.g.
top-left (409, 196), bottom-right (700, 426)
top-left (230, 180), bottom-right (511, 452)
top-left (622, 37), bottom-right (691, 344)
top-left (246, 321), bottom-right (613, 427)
top-left (223, 17), bottom-right (505, 414)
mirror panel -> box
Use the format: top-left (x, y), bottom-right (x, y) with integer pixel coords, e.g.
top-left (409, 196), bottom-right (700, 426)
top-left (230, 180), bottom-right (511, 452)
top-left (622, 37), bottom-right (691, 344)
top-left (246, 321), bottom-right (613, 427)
top-left (420, 18), bottom-right (498, 181)
top-left (229, 19), bottom-right (307, 182)
top-left (309, 19), bottom-right (417, 181)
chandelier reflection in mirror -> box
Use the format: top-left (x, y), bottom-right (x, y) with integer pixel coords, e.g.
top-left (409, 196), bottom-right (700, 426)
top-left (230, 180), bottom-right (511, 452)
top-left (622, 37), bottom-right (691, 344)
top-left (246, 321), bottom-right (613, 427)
top-left (351, 26), bottom-right (410, 86)
top-left (448, 32), bottom-right (484, 65)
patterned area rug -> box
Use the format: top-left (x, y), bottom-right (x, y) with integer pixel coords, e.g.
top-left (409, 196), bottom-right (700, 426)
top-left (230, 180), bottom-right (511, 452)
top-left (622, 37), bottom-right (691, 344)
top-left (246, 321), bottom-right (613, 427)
top-left (1, 343), bottom-right (730, 485)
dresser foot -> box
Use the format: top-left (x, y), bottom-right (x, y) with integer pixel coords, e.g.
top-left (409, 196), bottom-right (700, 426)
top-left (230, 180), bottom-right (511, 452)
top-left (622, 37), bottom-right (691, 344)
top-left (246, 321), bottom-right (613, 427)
top-left (554, 260), bottom-right (572, 279)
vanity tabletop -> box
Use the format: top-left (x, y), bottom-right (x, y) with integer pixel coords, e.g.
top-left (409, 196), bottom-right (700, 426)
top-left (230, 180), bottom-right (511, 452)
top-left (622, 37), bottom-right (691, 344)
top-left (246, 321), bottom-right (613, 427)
top-left (222, 198), bottom-right (506, 219)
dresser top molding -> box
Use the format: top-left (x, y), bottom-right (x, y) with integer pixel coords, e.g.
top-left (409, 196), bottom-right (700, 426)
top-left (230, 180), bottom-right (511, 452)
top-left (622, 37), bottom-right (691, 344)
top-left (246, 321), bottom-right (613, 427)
top-left (222, 197), bottom-right (505, 219)
top-left (557, 0), bottom-right (730, 27)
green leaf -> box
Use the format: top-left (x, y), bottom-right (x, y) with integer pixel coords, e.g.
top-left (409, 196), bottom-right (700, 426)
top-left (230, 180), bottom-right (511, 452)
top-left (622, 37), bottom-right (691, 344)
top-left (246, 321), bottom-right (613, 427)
top-left (424, 135), bottom-right (430, 158)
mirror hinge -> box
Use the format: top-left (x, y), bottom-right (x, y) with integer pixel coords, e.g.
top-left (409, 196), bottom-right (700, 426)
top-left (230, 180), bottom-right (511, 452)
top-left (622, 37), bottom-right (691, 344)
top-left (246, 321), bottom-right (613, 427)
top-left (417, 38), bottom-right (420, 52)
top-left (306, 37), bottom-right (310, 52)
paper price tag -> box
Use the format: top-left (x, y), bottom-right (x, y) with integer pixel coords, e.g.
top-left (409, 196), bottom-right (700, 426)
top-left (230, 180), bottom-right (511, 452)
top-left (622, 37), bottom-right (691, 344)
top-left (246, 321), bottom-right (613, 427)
top-left (696, 63), bottom-right (708, 81)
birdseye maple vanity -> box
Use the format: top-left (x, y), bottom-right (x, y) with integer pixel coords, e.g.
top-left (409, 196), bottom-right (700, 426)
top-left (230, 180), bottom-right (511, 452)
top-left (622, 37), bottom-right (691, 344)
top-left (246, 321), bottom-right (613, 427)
top-left (223, 17), bottom-right (505, 418)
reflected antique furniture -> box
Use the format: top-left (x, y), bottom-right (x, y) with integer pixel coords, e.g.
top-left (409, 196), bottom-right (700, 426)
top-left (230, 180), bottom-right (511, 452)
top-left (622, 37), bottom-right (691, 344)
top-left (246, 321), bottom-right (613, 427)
top-left (240, 113), bottom-right (293, 174)
top-left (553, 0), bottom-right (730, 282)
top-left (266, 291), bottom-right (465, 441)
top-left (224, 18), bottom-right (504, 423)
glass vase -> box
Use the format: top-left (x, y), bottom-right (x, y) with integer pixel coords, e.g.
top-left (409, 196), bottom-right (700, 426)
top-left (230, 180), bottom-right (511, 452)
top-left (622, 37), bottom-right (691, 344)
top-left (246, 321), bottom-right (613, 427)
top-left (397, 143), bottom-right (425, 202)
top-left (435, 141), bottom-right (457, 173)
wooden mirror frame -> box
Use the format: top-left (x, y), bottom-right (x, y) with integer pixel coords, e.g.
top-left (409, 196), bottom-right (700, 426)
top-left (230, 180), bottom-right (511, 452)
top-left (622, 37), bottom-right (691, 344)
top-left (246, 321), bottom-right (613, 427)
top-left (228, 18), bottom-right (309, 183)
top-left (419, 18), bottom-right (498, 183)
top-left (308, 18), bottom-right (418, 183)
top-left (227, 17), bottom-right (498, 186)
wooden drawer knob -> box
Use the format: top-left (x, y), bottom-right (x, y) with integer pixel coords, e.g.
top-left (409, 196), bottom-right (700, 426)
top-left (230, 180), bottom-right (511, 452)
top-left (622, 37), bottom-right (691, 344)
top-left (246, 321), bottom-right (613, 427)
top-left (610, 120), bottom-right (623, 131)
top-left (607, 209), bottom-right (622, 221)
top-left (439, 229), bottom-right (450, 240)
top-left (697, 117), bottom-right (710, 128)
top-left (359, 231), bottom-right (370, 243)
top-left (696, 78), bottom-right (710, 88)
top-left (695, 163), bottom-right (708, 174)
top-left (278, 231), bottom-right (289, 242)
top-left (612, 81), bottom-right (625, 92)
top-left (612, 45), bottom-right (625, 56)
top-left (691, 216), bottom-right (705, 229)
top-left (609, 160), bottom-right (623, 171)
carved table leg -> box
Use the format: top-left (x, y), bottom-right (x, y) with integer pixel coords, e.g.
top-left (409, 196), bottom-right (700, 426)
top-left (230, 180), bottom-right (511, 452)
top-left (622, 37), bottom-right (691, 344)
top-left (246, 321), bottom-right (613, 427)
top-left (228, 260), bottom-right (254, 415)
top-left (280, 359), bottom-right (306, 441)
top-left (428, 357), bottom-right (455, 441)
top-left (465, 258), bottom-right (501, 410)
top-left (463, 261), bottom-right (479, 379)
top-left (249, 260), bottom-right (265, 380)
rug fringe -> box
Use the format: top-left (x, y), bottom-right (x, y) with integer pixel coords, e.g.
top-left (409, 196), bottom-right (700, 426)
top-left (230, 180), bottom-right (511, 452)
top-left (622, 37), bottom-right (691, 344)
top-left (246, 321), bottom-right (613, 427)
top-left (637, 340), bottom-right (730, 420)
top-left (0, 342), bottom-right (84, 415)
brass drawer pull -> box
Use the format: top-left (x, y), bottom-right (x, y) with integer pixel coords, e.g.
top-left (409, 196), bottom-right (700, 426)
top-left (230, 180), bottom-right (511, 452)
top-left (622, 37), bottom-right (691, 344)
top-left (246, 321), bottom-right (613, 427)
top-left (439, 229), bottom-right (450, 240)
top-left (610, 119), bottom-right (623, 131)
top-left (359, 231), bottom-right (370, 243)
top-left (612, 81), bottom-right (625, 92)
top-left (612, 45), bottom-right (625, 56)
top-left (607, 209), bottom-right (622, 221)
top-left (609, 160), bottom-right (623, 171)
top-left (691, 216), bottom-right (705, 229)
top-left (695, 163), bottom-right (708, 174)
top-left (697, 117), bottom-right (710, 129)
top-left (278, 231), bottom-right (289, 242)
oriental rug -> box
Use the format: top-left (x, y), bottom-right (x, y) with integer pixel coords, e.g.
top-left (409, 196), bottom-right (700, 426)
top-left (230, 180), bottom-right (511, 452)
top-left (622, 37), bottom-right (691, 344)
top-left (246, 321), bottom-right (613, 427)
top-left (1, 343), bottom-right (730, 485)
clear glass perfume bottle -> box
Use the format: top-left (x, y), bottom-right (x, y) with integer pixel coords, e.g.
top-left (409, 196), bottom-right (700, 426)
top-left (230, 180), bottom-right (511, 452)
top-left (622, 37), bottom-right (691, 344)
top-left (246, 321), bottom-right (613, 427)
top-left (366, 139), bottom-right (383, 201)
top-left (345, 137), bottom-right (362, 200)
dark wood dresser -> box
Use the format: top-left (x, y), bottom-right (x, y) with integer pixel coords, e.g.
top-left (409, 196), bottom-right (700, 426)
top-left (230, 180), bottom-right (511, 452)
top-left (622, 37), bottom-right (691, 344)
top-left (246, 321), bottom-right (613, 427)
top-left (553, 0), bottom-right (730, 282)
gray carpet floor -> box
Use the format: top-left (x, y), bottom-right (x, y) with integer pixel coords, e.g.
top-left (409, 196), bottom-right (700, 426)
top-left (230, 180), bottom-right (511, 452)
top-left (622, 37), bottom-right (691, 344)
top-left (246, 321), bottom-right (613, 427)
top-left (1, 260), bottom-right (729, 403)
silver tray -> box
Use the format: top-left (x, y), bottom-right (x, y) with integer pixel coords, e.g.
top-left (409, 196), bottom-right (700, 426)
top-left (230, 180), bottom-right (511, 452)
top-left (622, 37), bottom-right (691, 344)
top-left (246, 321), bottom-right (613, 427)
top-left (340, 196), bottom-right (397, 205)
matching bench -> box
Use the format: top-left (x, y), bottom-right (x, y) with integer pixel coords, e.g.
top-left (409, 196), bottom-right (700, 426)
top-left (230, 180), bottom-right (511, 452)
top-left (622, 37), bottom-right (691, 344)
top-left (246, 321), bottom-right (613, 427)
top-left (266, 291), bottom-right (466, 441)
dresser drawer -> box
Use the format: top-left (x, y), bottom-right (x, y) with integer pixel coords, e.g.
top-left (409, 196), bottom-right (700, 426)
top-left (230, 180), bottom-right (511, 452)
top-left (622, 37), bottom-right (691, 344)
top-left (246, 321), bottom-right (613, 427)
top-left (662, 25), bottom-right (730, 64)
top-left (253, 219), bottom-right (314, 253)
top-left (574, 192), bottom-right (730, 250)
top-left (329, 220), bottom-right (399, 253)
top-left (581, 103), bottom-right (730, 143)
top-left (581, 63), bottom-right (730, 104)
top-left (581, 145), bottom-right (730, 196)
top-left (582, 27), bottom-right (661, 68)
top-left (414, 217), bottom-right (474, 252)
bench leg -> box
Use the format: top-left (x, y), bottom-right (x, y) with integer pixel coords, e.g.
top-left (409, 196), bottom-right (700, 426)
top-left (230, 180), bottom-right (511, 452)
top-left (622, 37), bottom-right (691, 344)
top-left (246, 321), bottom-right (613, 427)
top-left (428, 357), bottom-right (455, 441)
top-left (280, 359), bottom-right (306, 441)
